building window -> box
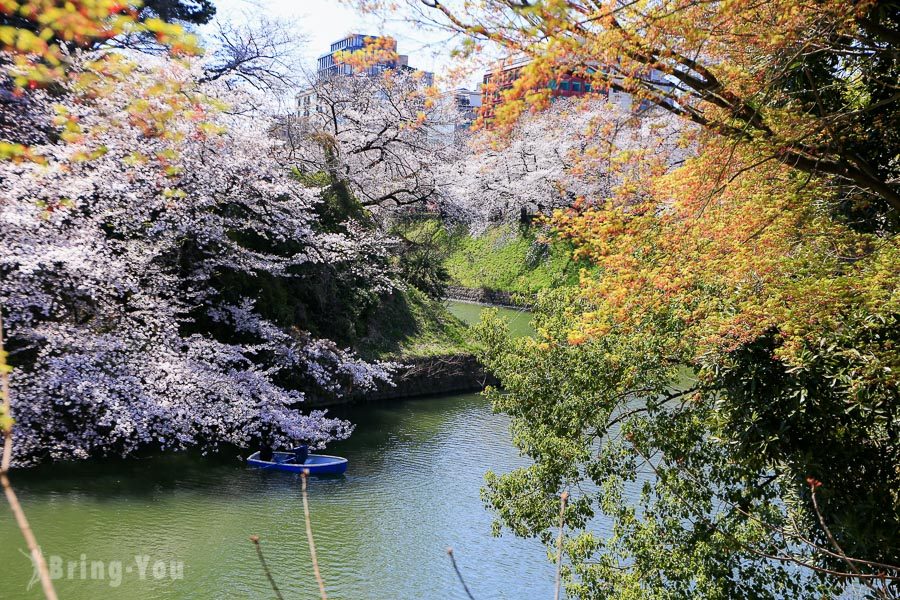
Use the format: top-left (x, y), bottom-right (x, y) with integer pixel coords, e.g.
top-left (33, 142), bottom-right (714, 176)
top-left (572, 82), bottom-right (581, 92)
top-left (560, 81), bottom-right (570, 91)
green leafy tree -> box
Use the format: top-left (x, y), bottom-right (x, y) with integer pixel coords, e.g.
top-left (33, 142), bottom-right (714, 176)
top-left (140, 0), bottom-right (215, 25)
top-left (475, 285), bottom-right (899, 599)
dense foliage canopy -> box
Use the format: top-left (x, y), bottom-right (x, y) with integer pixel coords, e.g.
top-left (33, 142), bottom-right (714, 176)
top-left (1, 57), bottom-right (400, 465)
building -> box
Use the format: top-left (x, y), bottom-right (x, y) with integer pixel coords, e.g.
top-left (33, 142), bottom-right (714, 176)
top-left (299, 34), bottom-right (435, 118)
top-left (480, 57), bottom-right (606, 119)
top-left (317, 34), bottom-right (397, 78)
top-left (295, 89), bottom-right (319, 118)
top-left (453, 88), bottom-right (482, 129)
top-left (423, 88), bottom-right (484, 142)
top-left (316, 34), bottom-right (433, 85)
top-left (479, 56), bottom-right (530, 120)
top-left (480, 57), bottom-right (672, 120)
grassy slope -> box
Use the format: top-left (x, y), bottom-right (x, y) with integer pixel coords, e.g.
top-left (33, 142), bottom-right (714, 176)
top-left (356, 224), bottom-right (586, 362)
top-left (445, 225), bottom-right (583, 295)
top-left (356, 286), bottom-right (475, 361)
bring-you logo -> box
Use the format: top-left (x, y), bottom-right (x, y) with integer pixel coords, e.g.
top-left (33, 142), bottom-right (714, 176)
top-left (21, 550), bottom-right (184, 590)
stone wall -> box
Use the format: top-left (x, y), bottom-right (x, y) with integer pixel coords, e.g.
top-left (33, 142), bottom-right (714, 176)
top-left (308, 353), bottom-right (496, 407)
top-left (444, 285), bottom-right (534, 308)
top-left (308, 292), bottom-right (532, 407)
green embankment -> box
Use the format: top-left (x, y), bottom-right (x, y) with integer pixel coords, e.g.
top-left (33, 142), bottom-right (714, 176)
top-left (445, 224), bottom-right (584, 295)
top-left (289, 220), bottom-right (582, 364)
top-left (356, 287), bottom-right (475, 361)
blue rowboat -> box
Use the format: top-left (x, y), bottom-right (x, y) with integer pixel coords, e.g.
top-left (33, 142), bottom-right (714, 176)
top-left (247, 451), bottom-right (348, 475)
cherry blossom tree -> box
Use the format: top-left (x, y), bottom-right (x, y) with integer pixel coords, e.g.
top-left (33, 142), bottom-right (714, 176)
top-left (443, 99), bottom-right (686, 229)
top-left (0, 56), bottom-right (395, 466)
top-left (285, 70), bottom-right (462, 218)
top-left (200, 16), bottom-right (307, 102)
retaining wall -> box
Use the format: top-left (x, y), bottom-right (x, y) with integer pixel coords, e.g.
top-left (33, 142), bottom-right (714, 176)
top-left (444, 285), bottom-right (534, 308)
top-left (308, 353), bottom-right (496, 407)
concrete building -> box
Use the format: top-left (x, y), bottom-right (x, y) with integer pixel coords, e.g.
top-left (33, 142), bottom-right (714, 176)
top-left (316, 33), bottom-right (433, 85)
top-left (299, 34), bottom-right (435, 118)
top-left (296, 88), bottom-right (320, 119)
top-left (317, 34), bottom-right (389, 78)
top-left (453, 88), bottom-right (482, 129)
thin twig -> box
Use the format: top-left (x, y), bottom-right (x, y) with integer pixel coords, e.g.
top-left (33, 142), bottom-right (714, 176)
top-left (554, 490), bottom-right (569, 600)
top-left (806, 480), bottom-right (886, 599)
top-left (301, 470), bottom-right (328, 600)
top-left (447, 547), bottom-right (476, 600)
top-left (809, 482), bottom-right (852, 569)
top-left (0, 311), bottom-right (59, 600)
top-left (249, 535), bottom-right (285, 600)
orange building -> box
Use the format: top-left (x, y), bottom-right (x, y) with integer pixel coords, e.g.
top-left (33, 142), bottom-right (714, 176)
top-left (480, 58), bottom-right (672, 120)
top-left (480, 57), bottom-right (595, 120)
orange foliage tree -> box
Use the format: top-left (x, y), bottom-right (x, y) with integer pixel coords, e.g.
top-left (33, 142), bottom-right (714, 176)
top-left (1, 0), bottom-right (198, 161)
top-left (350, 0), bottom-right (900, 596)
top-left (352, 0), bottom-right (900, 222)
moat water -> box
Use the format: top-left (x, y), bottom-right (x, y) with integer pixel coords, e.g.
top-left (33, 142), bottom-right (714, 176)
top-left (1, 302), bottom-right (560, 599)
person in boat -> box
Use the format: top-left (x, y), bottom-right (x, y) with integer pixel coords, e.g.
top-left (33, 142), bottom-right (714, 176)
top-left (293, 443), bottom-right (309, 465)
top-left (258, 435), bottom-right (274, 463)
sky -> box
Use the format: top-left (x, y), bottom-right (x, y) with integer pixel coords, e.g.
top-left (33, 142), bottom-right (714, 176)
top-left (203, 0), bottom-right (478, 87)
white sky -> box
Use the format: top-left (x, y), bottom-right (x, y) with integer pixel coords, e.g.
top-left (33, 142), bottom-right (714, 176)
top-left (202, 0), bottom-right (477, 86)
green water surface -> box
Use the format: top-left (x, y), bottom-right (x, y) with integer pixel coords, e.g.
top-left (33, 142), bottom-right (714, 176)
top-left (445, 300), bottom-right (534, 339)
top-left (1, 303), bottom-right (557, 600)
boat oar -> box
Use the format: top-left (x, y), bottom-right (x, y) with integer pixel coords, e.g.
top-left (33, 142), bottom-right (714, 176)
top-left (254, 453), bottom-right (295, 470)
